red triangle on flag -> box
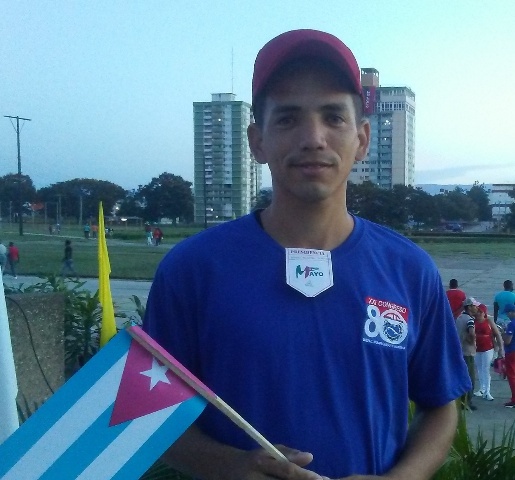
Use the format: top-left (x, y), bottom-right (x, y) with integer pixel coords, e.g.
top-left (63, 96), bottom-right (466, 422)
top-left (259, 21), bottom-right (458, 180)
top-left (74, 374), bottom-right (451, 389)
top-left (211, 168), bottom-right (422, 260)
top-left (110, 339), bottom-right (198, 426)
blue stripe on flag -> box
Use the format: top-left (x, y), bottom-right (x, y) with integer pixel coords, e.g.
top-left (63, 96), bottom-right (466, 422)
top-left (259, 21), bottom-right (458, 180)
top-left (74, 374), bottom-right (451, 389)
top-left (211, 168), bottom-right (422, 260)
top-left (38, 403), bottom-right (130, 480)
top-left (112, 395), bottom-right (208, 480)
top-left (0, 331), bottom-right (130, 477)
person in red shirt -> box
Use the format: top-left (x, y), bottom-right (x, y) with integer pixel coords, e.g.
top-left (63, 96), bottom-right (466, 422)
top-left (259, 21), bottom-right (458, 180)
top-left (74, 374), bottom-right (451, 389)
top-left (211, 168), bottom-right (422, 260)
top-left (153, 227), bottom-right (163, 246)
top-left (6, 242), bottom-right (19, 279)
top-left (446, 278), bottom-right (466, 319)
top-left (473, 303), bottom-right (504, 400)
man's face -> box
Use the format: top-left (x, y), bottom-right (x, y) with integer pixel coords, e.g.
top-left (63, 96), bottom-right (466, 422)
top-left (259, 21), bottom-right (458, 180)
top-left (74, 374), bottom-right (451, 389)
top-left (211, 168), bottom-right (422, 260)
top-left (248, 67), bottom-right (370, 206)
top-left (468, 305), bottom-right (478, 316)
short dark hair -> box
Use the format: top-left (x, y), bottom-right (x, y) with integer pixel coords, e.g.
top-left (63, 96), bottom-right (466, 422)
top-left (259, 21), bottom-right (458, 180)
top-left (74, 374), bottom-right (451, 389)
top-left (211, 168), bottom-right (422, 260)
top-left (449, 279), bottom-right (458, 289)
top-left (504, 280), bottom-right (513, 290)
top-left (252, 56), bottom-right (364, 128)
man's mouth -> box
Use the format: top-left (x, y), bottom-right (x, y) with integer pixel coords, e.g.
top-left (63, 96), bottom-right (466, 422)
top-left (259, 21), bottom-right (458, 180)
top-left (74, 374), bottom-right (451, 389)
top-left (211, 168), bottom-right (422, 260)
top-left (293, 162), bottom-right (332, 173)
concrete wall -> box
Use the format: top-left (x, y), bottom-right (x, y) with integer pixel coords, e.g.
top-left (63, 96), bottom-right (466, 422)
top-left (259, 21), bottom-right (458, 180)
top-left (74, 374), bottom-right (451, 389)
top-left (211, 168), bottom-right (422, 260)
top-left (6, 292), bottom-right (65, 418)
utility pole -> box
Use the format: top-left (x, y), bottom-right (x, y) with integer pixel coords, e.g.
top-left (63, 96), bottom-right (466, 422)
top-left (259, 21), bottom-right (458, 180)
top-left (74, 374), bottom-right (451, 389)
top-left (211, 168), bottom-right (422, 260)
top-left (56, 194), bottom-right (63, 224)
top-left (4, 115), bottom-right (31, 236)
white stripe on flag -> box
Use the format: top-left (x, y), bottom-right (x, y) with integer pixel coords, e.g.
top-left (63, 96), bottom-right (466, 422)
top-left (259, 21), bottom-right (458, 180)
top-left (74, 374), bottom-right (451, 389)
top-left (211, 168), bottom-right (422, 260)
top-left (76, 403), bottom-right (180, 480)
top-left (2, 354), bottom-right (127, 480)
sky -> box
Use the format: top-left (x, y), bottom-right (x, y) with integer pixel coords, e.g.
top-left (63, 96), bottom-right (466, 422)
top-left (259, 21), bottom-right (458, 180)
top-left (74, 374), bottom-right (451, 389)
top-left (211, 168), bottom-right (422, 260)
top-left (1, 0), bottom-right (514, 191)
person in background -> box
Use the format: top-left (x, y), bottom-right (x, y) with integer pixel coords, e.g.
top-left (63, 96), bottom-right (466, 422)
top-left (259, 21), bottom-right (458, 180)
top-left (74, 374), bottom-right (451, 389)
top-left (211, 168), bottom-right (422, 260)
top-left (501, 304), bottom-right (515, 408)
top-left (153, 226), bottom-right (163, 246)
top-left (473, 303), bottom-right (504, 401)
top-left (91, 223), bottom-right (98, 239)
top-left (5, 242), bottom-right (19, 279)
top-left (494, 280), bottom-right (515, 329)
top-left (144, 223), bottom-right (153, 246)
top-left (456, 297), bottom-right (479, 410)
top-left (60, 239), bottom-right (77, 277)
top-left (143, 29), bottom-right (471, 479)
top-left (446, 278), bottom-right (467, 320)
top-left (0, 240), bottom-right (7, 273)
top-left (83, 223), bottom-right (91, 239)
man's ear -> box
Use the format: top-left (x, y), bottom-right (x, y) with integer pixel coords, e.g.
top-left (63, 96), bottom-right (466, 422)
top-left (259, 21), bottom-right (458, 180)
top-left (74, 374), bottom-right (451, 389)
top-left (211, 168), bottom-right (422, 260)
top-left (247, 123), bottom-right (267, 165)
top-left (355, 119), bottom-right (371, 162)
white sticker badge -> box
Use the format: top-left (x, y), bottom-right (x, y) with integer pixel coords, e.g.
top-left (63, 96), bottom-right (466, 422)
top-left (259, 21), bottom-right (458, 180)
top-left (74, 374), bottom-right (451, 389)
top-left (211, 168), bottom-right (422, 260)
top-left (285, 248), bottom-right (333, 297)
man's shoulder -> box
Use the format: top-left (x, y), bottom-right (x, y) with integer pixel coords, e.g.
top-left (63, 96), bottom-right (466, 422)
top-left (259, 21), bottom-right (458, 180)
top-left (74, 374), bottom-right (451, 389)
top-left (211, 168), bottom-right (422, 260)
top-left (163, 214), bottom-right (258, 258)
top-left (456, 313), bottom-right (473, 324)
top-left (356, 216), bottom-right (435, 266)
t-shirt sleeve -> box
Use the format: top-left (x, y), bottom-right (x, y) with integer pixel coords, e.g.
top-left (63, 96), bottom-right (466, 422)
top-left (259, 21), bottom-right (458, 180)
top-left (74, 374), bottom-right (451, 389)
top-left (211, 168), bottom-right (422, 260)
top-left (407, 273), bottom-right (472, 407)
top-left (142, 253), bottom-right (201, 377)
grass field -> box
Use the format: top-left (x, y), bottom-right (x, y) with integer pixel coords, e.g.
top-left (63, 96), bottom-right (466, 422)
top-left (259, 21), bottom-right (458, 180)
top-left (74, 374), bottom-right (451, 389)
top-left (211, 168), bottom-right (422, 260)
top-left (1, 222), bottom-right (513, 280)
top-left (414, 240), bottom-right (515, 260)
top-left (0, 223), bottom-right (202, 279)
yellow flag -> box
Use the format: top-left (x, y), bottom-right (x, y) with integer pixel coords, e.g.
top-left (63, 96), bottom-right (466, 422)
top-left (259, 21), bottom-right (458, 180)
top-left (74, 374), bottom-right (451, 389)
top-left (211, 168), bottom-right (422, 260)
top-left (98, 202), bottom-right (116, 347)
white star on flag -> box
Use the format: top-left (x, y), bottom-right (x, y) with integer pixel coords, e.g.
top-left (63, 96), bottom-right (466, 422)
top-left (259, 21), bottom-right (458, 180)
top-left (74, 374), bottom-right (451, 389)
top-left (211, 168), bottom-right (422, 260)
top-left (140, 358), bottom-right (171, 389)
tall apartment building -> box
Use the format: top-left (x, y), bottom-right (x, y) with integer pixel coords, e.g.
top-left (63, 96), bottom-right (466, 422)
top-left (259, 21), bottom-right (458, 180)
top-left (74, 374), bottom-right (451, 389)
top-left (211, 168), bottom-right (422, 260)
top-left (193, 93), bottom-right (261, 224)
top-left (349, 68), bottom-right (416, 188)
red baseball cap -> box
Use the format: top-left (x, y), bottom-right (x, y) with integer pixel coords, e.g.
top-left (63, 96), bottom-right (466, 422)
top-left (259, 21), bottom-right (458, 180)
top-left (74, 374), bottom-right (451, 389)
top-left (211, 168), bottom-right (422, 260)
top-left (252, 29), bottom-right (362, 104)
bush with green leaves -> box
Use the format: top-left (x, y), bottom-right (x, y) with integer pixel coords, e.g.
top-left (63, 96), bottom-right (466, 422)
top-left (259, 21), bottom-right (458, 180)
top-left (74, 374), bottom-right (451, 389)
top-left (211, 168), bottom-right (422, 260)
top-left (6, 274), bottom-right (106, 372)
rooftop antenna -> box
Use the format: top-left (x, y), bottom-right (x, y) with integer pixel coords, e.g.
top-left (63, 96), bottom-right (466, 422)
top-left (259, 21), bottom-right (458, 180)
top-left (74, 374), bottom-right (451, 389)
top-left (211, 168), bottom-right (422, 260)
top-left (231, 47), bottom-right (234, 94)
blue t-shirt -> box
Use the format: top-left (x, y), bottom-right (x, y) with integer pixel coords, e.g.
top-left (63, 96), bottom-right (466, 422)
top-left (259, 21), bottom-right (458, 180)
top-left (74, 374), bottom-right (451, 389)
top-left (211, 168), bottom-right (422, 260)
top-left (494, 291), bottom-right (515, 325)
top-left (143, 213), bottom-right (470, 478)
top-left (505, 319), bottom-right (515, 354)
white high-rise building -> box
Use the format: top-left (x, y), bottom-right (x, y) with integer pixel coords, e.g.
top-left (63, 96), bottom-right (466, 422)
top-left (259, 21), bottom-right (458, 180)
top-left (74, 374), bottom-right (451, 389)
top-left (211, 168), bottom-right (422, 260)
top-left (193, 93), bottom-right (261, 225)
top-left (350, 68), bottom-right (416, 188)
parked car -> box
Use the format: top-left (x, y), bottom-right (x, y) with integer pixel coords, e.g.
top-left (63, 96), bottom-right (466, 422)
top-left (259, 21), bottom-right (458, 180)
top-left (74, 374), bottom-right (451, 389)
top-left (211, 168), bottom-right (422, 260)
top-left (445, 223), bottom-right (463, 232)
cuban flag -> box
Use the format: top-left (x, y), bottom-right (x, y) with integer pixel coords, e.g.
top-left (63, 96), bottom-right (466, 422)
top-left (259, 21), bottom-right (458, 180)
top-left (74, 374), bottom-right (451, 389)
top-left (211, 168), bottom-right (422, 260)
top-left (0, 327), bottom-right (207, 480)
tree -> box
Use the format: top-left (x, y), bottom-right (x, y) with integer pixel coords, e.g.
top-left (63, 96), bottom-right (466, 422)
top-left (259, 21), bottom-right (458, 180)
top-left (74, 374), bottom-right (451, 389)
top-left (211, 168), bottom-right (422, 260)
top-left (466, 181), bottom-right (491, 221)
top-left (37, 178), bottom-right (125, 223)
top-left (434, 187), bottom-right (478, 223)
top-left (506, 187), bottom-right (515, 231)
top-left (347, 181), bottom-right (399, 227)
top-left (137, 173), bottom-right (193, 223)
top-left (407, 187), bottom-right (439, 228)
top-left (0, 173), bottom-right (37, 217)
top-left (252, 188), bottom-right (273, 211)
top-left (117, 189), bottom-right (144, 218)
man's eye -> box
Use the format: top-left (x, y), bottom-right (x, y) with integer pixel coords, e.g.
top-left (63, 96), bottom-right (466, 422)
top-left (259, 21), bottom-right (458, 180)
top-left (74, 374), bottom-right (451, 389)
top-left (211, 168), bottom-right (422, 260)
top-left (326, 114), bottom-right (344, 125)
top-left (276, 116), bottom-right (294, 126)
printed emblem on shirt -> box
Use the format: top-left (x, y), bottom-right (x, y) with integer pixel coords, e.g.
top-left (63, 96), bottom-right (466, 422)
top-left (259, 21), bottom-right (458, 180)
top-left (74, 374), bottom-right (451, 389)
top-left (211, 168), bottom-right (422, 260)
top-left (362, 296), bottom-right (409, 349)
top-left (285, 248), bottom-right (333, 297)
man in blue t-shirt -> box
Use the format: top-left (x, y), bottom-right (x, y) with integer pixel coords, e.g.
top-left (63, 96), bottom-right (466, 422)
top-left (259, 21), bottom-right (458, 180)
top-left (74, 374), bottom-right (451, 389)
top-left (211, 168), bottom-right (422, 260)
top-left (494, 280), bottom-right (515, 328)
top-left (143, 29), bottom-right (470, 479)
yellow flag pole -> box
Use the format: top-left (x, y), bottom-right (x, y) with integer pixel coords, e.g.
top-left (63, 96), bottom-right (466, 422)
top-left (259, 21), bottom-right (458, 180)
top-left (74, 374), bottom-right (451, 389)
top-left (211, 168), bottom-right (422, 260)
top-left (98, 202), bottom-right (116, 346)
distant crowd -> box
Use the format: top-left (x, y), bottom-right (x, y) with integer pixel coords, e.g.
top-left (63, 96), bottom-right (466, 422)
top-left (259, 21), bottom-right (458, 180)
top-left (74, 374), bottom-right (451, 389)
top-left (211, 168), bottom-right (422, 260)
top-left (144, 223), bottom-right (163, 246)
top-left (447, 279), bottom-right (515, 409)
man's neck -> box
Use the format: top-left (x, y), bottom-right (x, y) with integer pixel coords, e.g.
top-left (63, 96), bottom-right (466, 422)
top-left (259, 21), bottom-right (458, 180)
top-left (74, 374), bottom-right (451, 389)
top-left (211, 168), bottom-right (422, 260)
top-left (260, 201), bottom-right (354, 250)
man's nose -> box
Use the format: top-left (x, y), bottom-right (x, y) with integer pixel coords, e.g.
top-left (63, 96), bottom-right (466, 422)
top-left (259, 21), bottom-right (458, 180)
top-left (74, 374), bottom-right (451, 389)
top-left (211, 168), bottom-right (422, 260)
top-left (298, 117), bottom-right (327, 150)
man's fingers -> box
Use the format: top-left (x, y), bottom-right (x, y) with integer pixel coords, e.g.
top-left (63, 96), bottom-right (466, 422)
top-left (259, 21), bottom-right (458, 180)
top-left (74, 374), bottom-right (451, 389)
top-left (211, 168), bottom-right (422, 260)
top-left (276, 445), bottom-right (314, 467)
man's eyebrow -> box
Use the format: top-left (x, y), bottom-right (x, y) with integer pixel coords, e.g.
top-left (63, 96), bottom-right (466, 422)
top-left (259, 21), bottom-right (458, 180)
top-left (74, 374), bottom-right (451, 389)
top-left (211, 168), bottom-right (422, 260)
top-left (320, 102), bottom-right (350, 113)
top-left (269, 103), bottom-right (350, 115)
top-left (268, 105), bottom-right (301, 115)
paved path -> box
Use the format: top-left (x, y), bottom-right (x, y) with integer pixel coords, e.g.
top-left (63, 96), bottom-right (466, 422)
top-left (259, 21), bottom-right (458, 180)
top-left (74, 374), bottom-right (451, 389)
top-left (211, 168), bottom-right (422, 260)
top-left (3, 275), bottom-right (151, 325)
top-left (4, 254), bottom-right (515, 445)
